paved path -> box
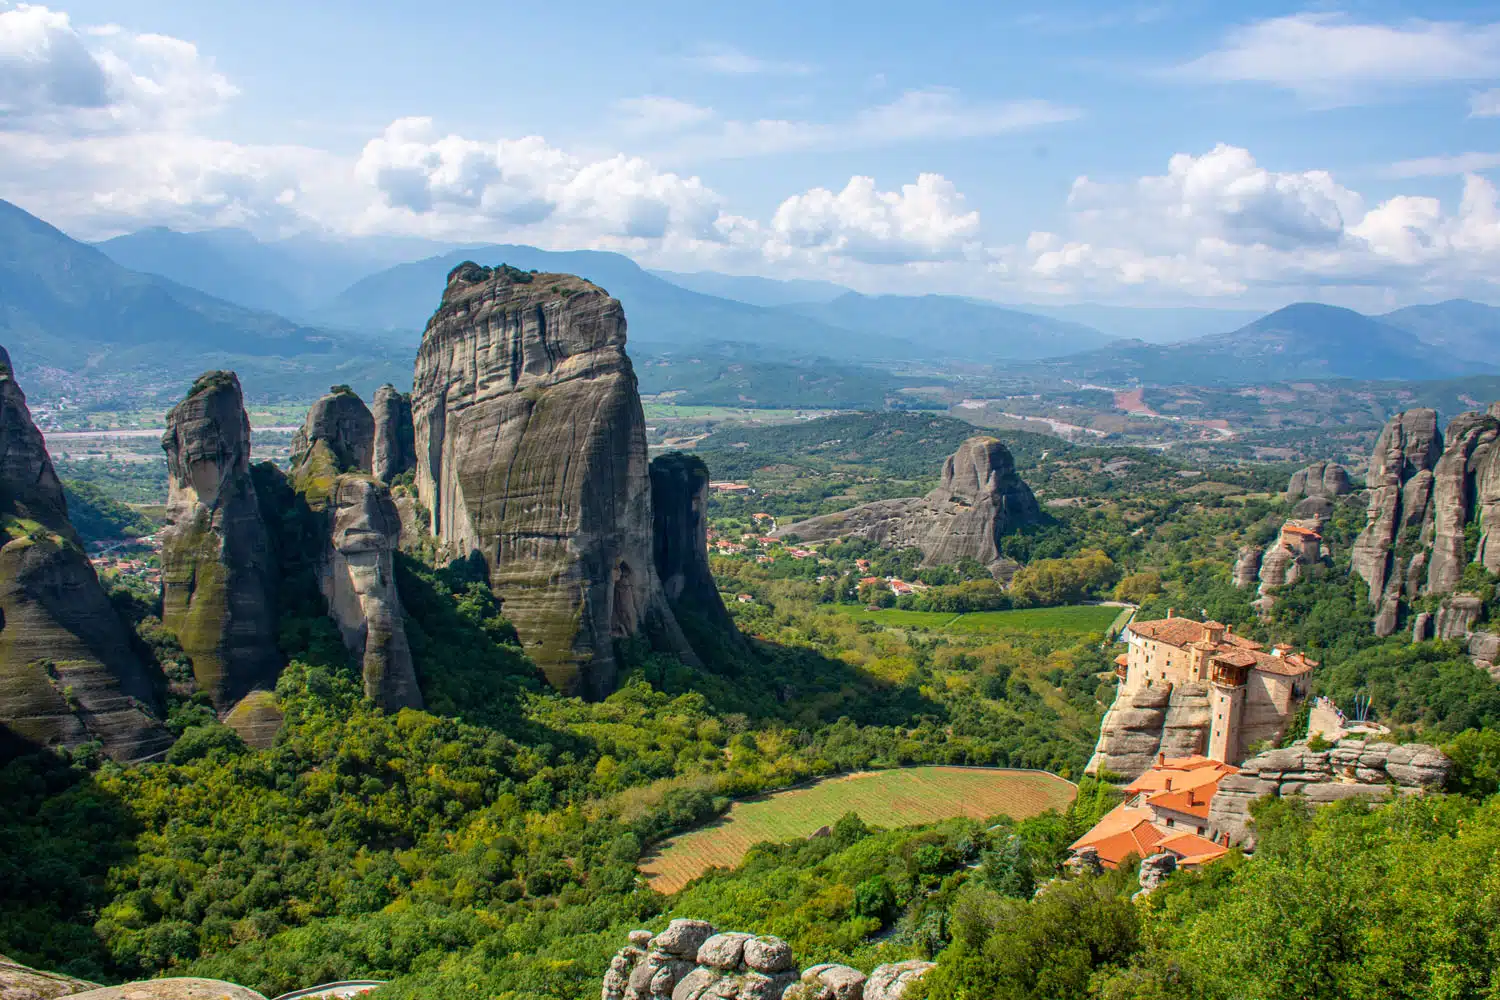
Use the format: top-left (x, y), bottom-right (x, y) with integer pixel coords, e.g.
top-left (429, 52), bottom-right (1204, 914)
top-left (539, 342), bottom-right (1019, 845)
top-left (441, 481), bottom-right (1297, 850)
top-left (272, 982), bottom-right (386, 1000)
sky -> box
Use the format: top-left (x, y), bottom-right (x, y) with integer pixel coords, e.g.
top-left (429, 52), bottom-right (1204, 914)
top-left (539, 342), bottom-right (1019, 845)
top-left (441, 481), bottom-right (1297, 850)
top-left (3, 1), bottom-right (1500, 310)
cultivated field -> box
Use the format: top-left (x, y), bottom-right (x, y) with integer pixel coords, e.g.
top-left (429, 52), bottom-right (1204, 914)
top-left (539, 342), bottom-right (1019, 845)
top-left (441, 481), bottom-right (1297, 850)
top-left (639, 766), bottom-right (1077, 894)
top-left (836, 604), bottom-right (1122, 635)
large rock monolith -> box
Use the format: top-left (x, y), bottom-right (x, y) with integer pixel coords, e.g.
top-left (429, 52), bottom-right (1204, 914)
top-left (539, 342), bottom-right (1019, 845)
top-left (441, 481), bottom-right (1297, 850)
top-left (411, 262), bottom-right (693, 696)
top-left (0, 352), bottom-right (169, 760)
top-left (160, 371), bottom-right (282, 713)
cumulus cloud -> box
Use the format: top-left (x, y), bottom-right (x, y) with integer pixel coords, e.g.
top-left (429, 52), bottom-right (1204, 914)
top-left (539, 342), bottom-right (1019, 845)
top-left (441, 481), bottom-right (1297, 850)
top-left (764, 173), bottom-right (981, 264)
top-left (1014, 144), bottom-right (1500, 299)
top-left (352, 117), bottom-right (726, 244)
top-left (1179, 13), bottom-right (1500, 103)
top-left (0, 4), bottom-right (233, 131)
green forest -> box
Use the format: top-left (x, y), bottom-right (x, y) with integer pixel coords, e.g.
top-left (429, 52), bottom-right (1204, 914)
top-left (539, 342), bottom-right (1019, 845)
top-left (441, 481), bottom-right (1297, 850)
top-left (4, 412), bottom-right (1500, 999)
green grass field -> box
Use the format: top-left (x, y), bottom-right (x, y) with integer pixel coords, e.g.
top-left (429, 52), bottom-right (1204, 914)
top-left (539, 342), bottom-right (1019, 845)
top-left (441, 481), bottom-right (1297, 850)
top-left (639, 766), bottom-right (1077, 893)
top-left (835, 604), bottom-right (1122, 635)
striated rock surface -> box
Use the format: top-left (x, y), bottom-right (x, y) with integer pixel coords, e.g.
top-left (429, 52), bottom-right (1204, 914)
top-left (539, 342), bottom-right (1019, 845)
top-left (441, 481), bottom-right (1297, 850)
top-left (1287, 461), bottom-right (1352, 499)
top-left (160, 372), bottom-right (281, 712)
top-left (412, 263), bottom-right (692, 696)
top-left (863, 962), bottom-right (936, 1000)
top-left (0, 359), bottom-right (169, 760)
top-left (650, 453), bottom-right (735, 637)
top-left (1133, 853), bottom-right (1178, 900)
top-left (291, 389), bottom-right (422, 712)
top-left (1350, 409), bottom-right (1441, 635)
top-left (372, 383), bottom-right (416, 484)
top-left (1232, 546), bottom-right (1262, 589)
top-left (1434, 595), bottom-right (1482, 640)
top-left (1206, 739), bottom-right (1449, 848)
top-left (772, 436), bottom-right (1041, 573)
top-left (1426, 412), bottom-right (1500, 594)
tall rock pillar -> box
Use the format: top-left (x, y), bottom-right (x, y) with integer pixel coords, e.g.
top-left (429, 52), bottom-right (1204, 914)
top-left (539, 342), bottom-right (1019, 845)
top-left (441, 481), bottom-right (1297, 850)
top-left (411, 262), bottom-right (692, 697)
top-left (160, 371), bottom-right (282, 712)
top-left (290, 388), bottom-right (422, 712)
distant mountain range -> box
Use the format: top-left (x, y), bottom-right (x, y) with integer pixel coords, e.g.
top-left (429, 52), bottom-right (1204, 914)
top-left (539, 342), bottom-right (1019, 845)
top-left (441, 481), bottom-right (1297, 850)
top-left (0, 203), bottom-right (1494, 396)
top-left (0, 200), bottom-right (409, 398)
top-left (1040, 302), bottom-right (1496, 384)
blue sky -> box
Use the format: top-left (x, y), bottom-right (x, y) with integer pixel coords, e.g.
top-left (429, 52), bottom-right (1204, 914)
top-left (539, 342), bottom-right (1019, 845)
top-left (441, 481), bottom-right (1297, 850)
top-left (4, 1), bottom-right (1500, 309)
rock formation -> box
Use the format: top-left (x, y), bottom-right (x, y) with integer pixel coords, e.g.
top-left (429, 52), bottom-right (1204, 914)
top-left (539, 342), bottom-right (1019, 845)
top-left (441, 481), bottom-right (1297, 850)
top-left (1231, 546), bottom-right (1262, 589)
top-left (600, 921), bottom-right (931, 1000)
top-left (372, 383), bottom-right (416, 483)
top-left (1434, 595), bottom-right (1483, 640)
top-left (771, 436), bottom-right (1041, 573)
top-left (290, 388), bottom-right (422, 712)
top-left (1133, 852), bottom-right (1177, 900)
top-left (0, 953), bottom-right (268, 1000)
top-left (1087, 683), bottom-right (1212, 778)
top-left (650, 453), bottom-right (735, 635)
top-left (1350, 409), bottom-right (1442, 635)
top-left (1469, 631), bottom-right (1500, 680)
top-left (1252, 519), bottom-right (1325, 614)
top-left (1426, 412), bottom-right (1500, 595)
top-left (1206, 739), bottom-right (1449, 848)
top-left (1286, 461), bottom-right (1352, 499)
top-left (160, 372), bottom-right (282, 713)
top-left (0, 356), bottom-right (169, 760)
top-left (411, 262), bottom-right (693, 696)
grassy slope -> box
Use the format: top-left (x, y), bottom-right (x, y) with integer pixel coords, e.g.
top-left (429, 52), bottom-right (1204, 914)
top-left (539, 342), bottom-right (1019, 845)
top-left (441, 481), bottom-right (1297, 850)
top-left (640, 766), bottom-right (1076, 893)
top-left (834, 604), bottom-right (1121, 634)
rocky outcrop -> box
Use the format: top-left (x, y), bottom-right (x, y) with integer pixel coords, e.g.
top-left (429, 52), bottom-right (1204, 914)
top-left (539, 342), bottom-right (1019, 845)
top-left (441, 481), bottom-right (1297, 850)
top-left (372, 384), bottom-right (416, 484)
top-left (601, 922), bottom-right (930, 1000)
top-left (1350, 409), bottom-right (1442, 635)
top-left (1469, 631), bottom-right (1500, 680)
top-left (0, 359), bottom-right (168, 761)
top-left (1286, 461), bottom-right (1352, 499)
top-left (1087, 683), bottom-right (1213, 779)
top-left (1133, 853), bottom-right (1177, 900)
top-left (412, 263), bottom-right (692, 696)
top-left (650, 453), bottom-right (735, 636)
top-left (291, 385), bottom-right (374, 476)
top-left (160, 372), bottom-right (282, 713)
top-left (1206, 739), bottom-right (1449, 848)
top-left (291, 389), bottom-right (422, 712)
top-left (1426, 413), bottom-right (1500, 594)
top-left (772, 437), bottom-right (1041, 574)
top-left (1232, 546), bottom-right (1262, 589)
top-left (1434, 595), bottom-right (1483, 640)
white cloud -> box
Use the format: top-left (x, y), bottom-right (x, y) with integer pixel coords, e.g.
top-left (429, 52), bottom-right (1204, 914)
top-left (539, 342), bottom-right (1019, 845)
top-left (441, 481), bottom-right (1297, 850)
top-left (0, 4), bottom-right (233, 131)
top-left (1473, 88), bottom-right (1500, 116)
top-left (1013, 145), bottom-right (1500, 299)
top-left (1388, 151), bottom-right (1500, 178)
top-left (1179, 14), bottom-right (1500, 103)
top-left (766, 173), bottom-right (981, 264)
top-left (681, 43), bottom-right (811, 76)
top-left (350, 117), bottom-right (724, 244)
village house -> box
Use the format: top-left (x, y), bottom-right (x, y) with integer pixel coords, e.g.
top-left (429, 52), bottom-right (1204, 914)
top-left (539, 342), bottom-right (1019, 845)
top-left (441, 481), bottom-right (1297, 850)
top-left (1069, 755), bottom-right (1238, 868)
top-left (1117, 612), bottom-right (1315, 764)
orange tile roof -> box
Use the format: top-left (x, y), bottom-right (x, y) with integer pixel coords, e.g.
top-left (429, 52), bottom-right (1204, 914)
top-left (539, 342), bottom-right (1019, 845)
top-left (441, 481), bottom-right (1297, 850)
top-left (1146, 786), bottom-right (1214, 820)
top-left (1074, 813), bottom-right (1168, 868)
top-left (1114, 653), bottom-right (1129, 667)
top-left (1124, 755), bottom-right (1238, 797)
top-left (1128, 617), bottom-right (1211, 646)
top-left (1156, 831), bottom-right (1230, 866)
top-left (1282, 524), bottom-right (1322, 538)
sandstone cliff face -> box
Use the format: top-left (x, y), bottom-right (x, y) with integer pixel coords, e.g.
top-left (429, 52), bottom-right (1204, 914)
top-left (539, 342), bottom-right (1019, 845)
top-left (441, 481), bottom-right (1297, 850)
top-left (650, 453), bottom-right (735, 636)
top-left (1350, 409), bottom-right (1441, 635)
top-left (160, 372), bottom-right (282, 714)
top-left (1231, 546), bottom-right (1262, 589)
top-left (412, 263), bottom-right (691, 696)
top-left (1287, 461), bottom-right (1352, 499)
top-left (372, 384), bottom-right (416, 484)
top-left (1206, 739), bottom-right (1448, 848)
top-left (291, 389), bottom-right (422, 712)
top-left (1085, 683), bottom-right (1210, 778)
top-left (772, 436), bottom-right (1041, 573)
top-left (0, 358), bottom-right (168, 760)
top-left (1426, 413), bottom-right (1500, 595)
